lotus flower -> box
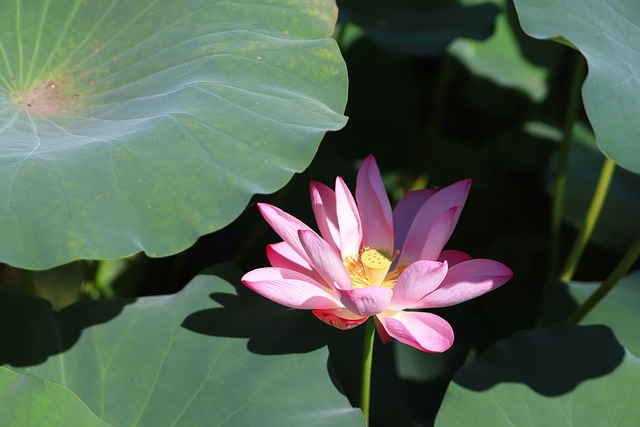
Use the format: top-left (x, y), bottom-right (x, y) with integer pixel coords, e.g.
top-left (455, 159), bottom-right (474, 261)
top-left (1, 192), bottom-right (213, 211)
top-left (242, 155), bottom-right (512, 352)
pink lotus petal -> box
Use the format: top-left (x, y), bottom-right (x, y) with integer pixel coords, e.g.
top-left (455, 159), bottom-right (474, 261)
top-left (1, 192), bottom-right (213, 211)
top-left (374, 317), bottom-right (392, 343)
top-left (258, 203), bottom-right (316, 262)
top-left (310, 181), bottom-right (340, 252)
top-left (393, 189), bottom-right (437, 252)
top-left (400, 179), bottom-right (471, 265)
top-left (335, 177), bottom-right (362, 259)
top-left (412, 258), bottom-right (513, 309)
top-left (419, 207), bottom-right (457, 261)
top-left (388, 260), bottom-right (448, 310)
top-left (266, 242), bottom-right (311, 269)
top-left (312, 309), bottom-right (368, 330)
top-left (336, 286), bottom-right (393, 317)
top-left (266, 242), bottom-right (323, 283)
top-left (298, 230), bottom-right (352, 291)
top-left (377, 311), bottom-right (454, 353)
top-left (438, 250), bottom-right (472, 267)
top-left (242, 267), bottom-right (341, 310)
top-left (356, 155), bottom-right (394, 250)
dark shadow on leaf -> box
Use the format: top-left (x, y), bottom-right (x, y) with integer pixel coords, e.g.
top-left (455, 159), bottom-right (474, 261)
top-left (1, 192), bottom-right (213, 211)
top-left (182, 273), bottom-right (325, 355)
top-left (453, 323), bottom-right (625, 396)
top-left (0, 288), bottom-right (131, 367)
top-left (326, 356), bottom-right (349, 399)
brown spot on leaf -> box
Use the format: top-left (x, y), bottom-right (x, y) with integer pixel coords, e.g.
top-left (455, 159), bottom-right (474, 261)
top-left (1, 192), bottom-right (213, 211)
top-left (12, 79), bottom-right (78, 115)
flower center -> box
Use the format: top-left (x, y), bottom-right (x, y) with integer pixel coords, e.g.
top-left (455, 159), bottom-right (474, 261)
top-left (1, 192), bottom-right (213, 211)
top-left (344, 248), bottom-right (402, 289)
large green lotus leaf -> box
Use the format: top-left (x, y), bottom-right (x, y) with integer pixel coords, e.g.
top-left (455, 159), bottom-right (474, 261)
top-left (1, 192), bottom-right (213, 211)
top-left (435, 324), bottom-right (640, 426)
top-left (0, 0), bottom-right (348, 269)
top-left (514, 0), bottom-right (640, 173)
top-left (337, 0), bottom-right (499, 56)
top-left (540, 271), bottom-right (640, 356)
top-left (449, 0), bottom-right (561, 102)
top-left (0, 367), bottom-right (111, 427)
top-left (0, 265), bottom-right (365, 427)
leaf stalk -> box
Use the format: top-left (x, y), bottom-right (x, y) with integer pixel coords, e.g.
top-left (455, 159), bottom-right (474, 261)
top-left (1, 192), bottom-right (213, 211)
top-left (568, 237), bottom-right (640, 323)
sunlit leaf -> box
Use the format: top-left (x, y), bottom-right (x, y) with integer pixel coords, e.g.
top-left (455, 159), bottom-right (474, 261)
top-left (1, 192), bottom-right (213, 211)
top-left (0, 0), bottom-right (348, 268)
top-left (514, 0), bottom-right (640, 173)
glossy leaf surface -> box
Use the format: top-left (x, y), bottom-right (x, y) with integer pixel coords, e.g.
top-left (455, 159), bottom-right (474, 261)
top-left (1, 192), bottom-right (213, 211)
top-left (0, 0), bottom-right (348, 268)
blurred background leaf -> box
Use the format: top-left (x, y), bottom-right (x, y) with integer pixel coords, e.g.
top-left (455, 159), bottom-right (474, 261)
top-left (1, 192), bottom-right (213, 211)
top-left (529, 118), bottom-right (640, 254)
top-left (449, 0), bottom-right (562, 102)
top-left (337, 0), bottom-right (499, 56)
top-left (549, 130), bottom-right (640, 253)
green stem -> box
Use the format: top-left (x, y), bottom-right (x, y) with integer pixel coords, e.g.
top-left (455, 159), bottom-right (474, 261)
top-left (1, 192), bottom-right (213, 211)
top-left (568, 237), bottom-right (640, 324)
top-left (550, 55), bottom-right (587, 277)
top-left (559, 157), bottom-right (616, 282)
top-left (359, 318), bottom-right (376, 425)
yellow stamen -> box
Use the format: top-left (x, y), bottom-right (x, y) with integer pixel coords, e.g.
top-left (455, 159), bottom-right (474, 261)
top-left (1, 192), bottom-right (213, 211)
top-left (343, 255), bottom-right (370, 288)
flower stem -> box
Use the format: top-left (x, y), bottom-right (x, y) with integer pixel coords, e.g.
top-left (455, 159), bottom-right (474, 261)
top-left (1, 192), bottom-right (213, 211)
top-left (360, 317), bottom-right (375, 425)
top-left (550, 55), bottom-right (587, 277)
top-left (568, 237), bottom-right (640, 324)
top-left (559, 157), bottom-right (615, 282)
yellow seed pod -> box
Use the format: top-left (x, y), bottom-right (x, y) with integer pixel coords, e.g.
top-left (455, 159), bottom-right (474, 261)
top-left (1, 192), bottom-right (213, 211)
top-left (361, 249), bottom-right (392, 287)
